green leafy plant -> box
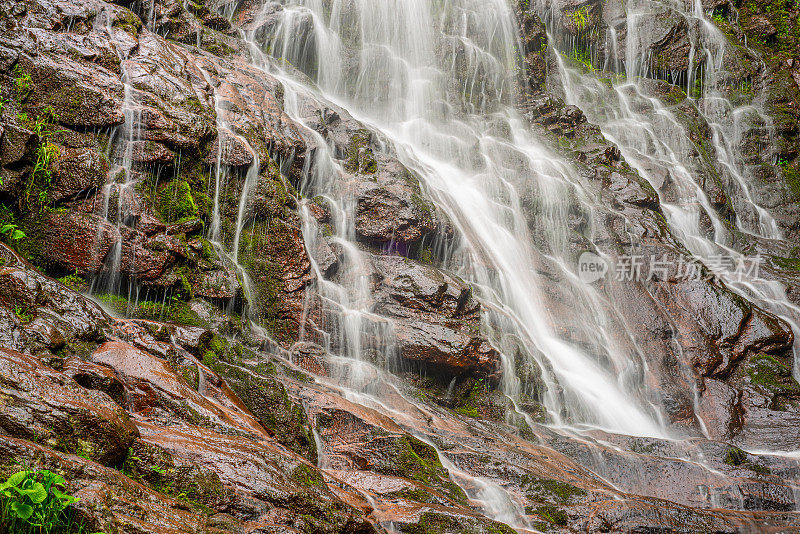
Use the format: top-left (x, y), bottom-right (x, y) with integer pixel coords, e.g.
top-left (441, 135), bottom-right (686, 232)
top-left (568, 6), bottom-right (589, 31)
top-left (13, 305), bottom-right (32, 324)
top-left (24, 106), bottom-right (61, 211)
top-left (13, 66), bottom-right (32, 101)
top-left (57, 270), bottom-right (86, 292)
top-left (0, 469), bottom-right (80, 533)
top-left (1, 223), bottom-right (26, 241)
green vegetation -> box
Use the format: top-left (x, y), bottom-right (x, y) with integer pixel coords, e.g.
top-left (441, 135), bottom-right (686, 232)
top-left (155, 181), bottom-right (199, 223)
top-left (531, 505), bottom-right (568, 526)
top-left (13, 305), bottom-right (33, 324)
top-left (18, 106), bottom-right (62, 213)
top-left (290, 464), bottom-right (325, 488)
top-left (1, 223), bottom-right (26, 242)
top-left (454, 378), bottom-right (489, 417)
top-left (57, 271), bottom-right (86, 292)
top-left (747, 353), bottom-right (800, 401)
top-left (724, 446), bottom-right (771, 475)
top-left (14, 66), bottom-right (32, 102)
top-left (344, 130), bottom-right (377, 174)
top-left (0, 469), bottom-right (96, 534)
top-left (120, 446), bottom-right (224, 514)
top-left (567, 6), bottom-right (590, 32)
top-left (520, 475), bottom-right (585, 505)
top-left (95, 293), bottom-right (207, 326)
top-left (398, 511), bottom-right (516, 534)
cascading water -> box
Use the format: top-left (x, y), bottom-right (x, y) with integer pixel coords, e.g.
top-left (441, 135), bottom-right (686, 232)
top-left (541, 0), bottom-right (800, 383)
top-left (223, 0), bottom-right (800, 520)
top-left (90, 10), bottom-right (144, 303)
top-left (249, 0), bottom-right (669, 438)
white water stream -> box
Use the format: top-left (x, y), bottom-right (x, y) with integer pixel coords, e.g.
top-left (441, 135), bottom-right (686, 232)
top-left (250, 0), bottom-right (669, 438)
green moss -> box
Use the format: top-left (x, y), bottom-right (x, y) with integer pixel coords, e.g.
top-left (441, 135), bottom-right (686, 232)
top-left (529, 505), bottom-right (568, 526)
top-left (201, 35), bottom-right (236, 57)
top-left (236, 220), bottom-right (297, 341)
top-left (399, 512), bottom-right (516, 534)
top-left (772, 254), bottom-right (800, 271)
top-left (724, 446), bottom-right (771, 475)
top-left (344, 129), bottom-right (377, 174)
top-left (782, 163), bottom-right (800, 200)
top-left (112, 8), bottom-right (142, 37)
top-left (95, 293), bottom-right (206, 326)
top-left (384, 487), bottom-right (438, 503)
top-left (56, 271), bottom-right (87, 292)
top-left (123, 441), bottom-right (228, 513)
top-left (747, 353), bottom-right (800, 401)
top-left (202, 345), bottom-right (318, 461)
top-left (155, 180), bottom-right (198, 223)
top-left (291, 464), bottom-right (325, 488)
top-left (520, 475), bottom-right (585, 505)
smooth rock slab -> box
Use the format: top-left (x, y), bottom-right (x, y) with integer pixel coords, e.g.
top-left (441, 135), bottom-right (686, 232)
top-left (0, 348), bottom-right (138, 465)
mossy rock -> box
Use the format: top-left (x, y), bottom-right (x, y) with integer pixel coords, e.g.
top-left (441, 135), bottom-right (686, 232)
top-left (155, 180), bottom-right (199, 223)
top-left (451, 377), bottom-right (508, 420)
top-left (200, 336), bottom-right (317, 462)
top-left (745, 353), bottom-right (800, 406)
top-left (520, 475), bottom-right (586, 505)
top-left (398, 511), bottom-right (516, 534)
top-left (723, 446), bottom-right (771, 475)
top-left (122, 440), bottom-right (231, 513)
top-left (528, 505), bottom-right (568, 526)
top-left (344, 129), bottom-right (377, 174)
top-left (96, 293), bottom-right (207, 327)
top-left (236, 219), bottom-right (303, 342)
top-left (379, 434), bottom-right (467, 504)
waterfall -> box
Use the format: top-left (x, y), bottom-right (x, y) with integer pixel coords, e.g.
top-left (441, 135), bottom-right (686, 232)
top-left (246, 0), bottom-right (669, 438)
top-left (543, 0), bottom-right (800, 383)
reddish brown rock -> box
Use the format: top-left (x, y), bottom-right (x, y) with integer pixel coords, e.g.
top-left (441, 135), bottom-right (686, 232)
top-left (205, 128), bottom-right (255, 167)
top-left (49, 147), bottom-right (110, 202)
top-left (0, 435), bottom-right (242, 534)
top-left (0, 243), bottom-right (110, 353)
top-left (43, 211), bottom-right (118, 274)
top-left (368, 255), bottom-right (501, 381)
top-left (134, 420), bottom-right (375, 531)
top-left (0, 348), bottom-right (138, 465)
top-left (90, 340), bottom-right (266, 436)
top-left (63, 357), bottom-right (126, 405)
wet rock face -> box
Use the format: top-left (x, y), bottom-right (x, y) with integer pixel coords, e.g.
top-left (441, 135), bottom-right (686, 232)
top-left (364, 255), bottom-right (502, 382)
top-left (1, 0), bottom-right (800, 530)
top-left (0, 348), bottom-right (138, 465)
top-left (0, 244), bottom-right (109, 354)
top-left (313, 401), bottom-right (468, 504)
top-left (0, 240), bottom-right (378, 532)
top-left (285, 95), bottom-right (445, 250)
top-left (0, 0), bottom-right (311, 337)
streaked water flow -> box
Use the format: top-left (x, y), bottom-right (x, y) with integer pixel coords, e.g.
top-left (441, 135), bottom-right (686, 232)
top-left (542, 0), bottom-right (800, 382)
top-left (216, 0), bottom-right (800, 517)
top-left (248, 0), bottom-right (668, 438)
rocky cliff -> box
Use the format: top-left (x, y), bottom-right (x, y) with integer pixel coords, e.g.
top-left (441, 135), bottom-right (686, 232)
top-left (0, 0), bottom-right (799, 532)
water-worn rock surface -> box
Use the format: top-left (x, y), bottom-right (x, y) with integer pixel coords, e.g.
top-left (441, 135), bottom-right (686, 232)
top-left (1, 0), bottom-right (800, 531)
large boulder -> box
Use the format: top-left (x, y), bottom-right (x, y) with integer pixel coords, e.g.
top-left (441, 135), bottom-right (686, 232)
top-left (366, 255), bottom-right (502, 381)
top-left (0, 348), bottom-right (138, 465)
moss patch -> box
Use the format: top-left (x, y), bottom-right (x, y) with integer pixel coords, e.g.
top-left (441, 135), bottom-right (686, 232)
top-left (520, 475), bottom-right (585, 505)
top-left (344, 129), bottom-right (377, 174)
top-left (399, 511), bottom-right (516, 534)
top-left (155, 180), bottom-right (199, 223)
top-left (747, 353), bottom-right (800, 401)
top-left (96, 293), bottom-right (207, 327)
